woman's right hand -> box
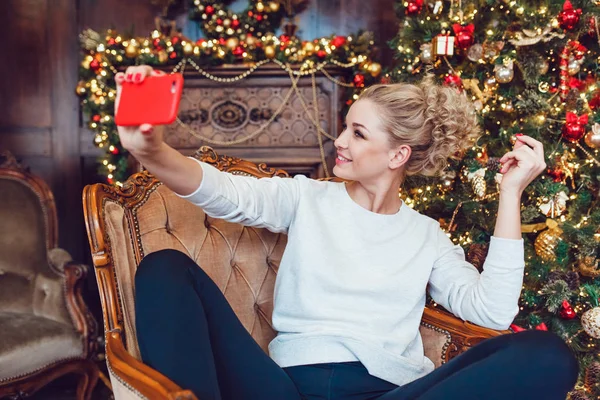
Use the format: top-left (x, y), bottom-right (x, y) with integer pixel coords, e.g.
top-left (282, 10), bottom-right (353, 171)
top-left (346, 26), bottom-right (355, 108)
top-left (115, 65), bottom-right (166, 158)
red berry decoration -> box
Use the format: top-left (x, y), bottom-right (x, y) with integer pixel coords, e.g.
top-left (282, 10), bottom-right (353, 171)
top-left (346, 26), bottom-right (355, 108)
top-left (547, 167), bottom-right (566, 183)
top-left (353, 74), bottom-right (365, 88)
top-left (110, 147), bottom-right (119, 155)
top-left (453, 23), bottom-right (475, 50)
top-left (562, 112), bottom-right (588, 142)
top-left (331, 35), bottom-right (347, 48)
top-left (280, 35), bottom-right (291, 43)
top-left (405, 0), bottom-right (424, 15)
top-left (92, 114), bottom-right (101, 122)
top-left (558, 0), bottom-right (582, 31)
top-left (219, 37), bottom-right (227, 46)
top-left (560, 300), bottom-right (577, 319)
top-left (205, 5), bottom-right (214, 14)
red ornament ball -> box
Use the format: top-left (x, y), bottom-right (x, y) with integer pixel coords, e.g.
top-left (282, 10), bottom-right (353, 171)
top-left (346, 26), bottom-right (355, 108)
top-left (219, 37), bottom-right (227, 46)
top-left (453, 23), bottom-right (475, 49)
top-left (107, 38), bottom-right (116, 46)
top-left (256, 14), bottom-right (263, 21)
top-left (92, 114), bottom-right (101, 122)
top-left (153, 38), bottom-right (162, 47)
top-left (232, 19), bottom-right (240, 28)
top-left (444, 73), bottom-right (462, 88)
top-left (331, 36), bottom-right (347, 48)
top-left (205, 5), bottom-right (214, 14)
top-left (562, 121), bottom-right (586, 142)
top-left (90, 59), bottom-right (100, 70)
top-left (110, 147), bottom-right (119, 155)
top-left (232, 46), bottom-right (244, 57)
top-left (353, 74), bottom-right (365, 88)
top-left (316, 50), bottom-right (327, 59)
top-left (280, 34), bottom-right (291, 43)
top-left (169, 51), bottom-right (177, 59)
top-left (558, 0), bottom-right (582, 30)
top-left (171, 36), bottom-right (180, 45)
top-left (560, 300), bottom-right (577, 319)
top-left (406, 0), bottom-right (423, 15)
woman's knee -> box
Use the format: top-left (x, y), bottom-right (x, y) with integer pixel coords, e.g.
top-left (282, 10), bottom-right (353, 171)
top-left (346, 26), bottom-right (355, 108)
top-left (135, 249), bottom-right (197, 288)
top-left (511, 330), bottom-right (579, 387)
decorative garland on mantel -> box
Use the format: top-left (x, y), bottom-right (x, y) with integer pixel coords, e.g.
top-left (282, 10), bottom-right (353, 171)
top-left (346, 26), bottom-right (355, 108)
top-left (78, 25), bottom-right (385, 184)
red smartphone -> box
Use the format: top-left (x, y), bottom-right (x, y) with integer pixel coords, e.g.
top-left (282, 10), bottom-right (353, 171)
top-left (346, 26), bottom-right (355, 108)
top-left (115, 73), bottom-right (184, 126)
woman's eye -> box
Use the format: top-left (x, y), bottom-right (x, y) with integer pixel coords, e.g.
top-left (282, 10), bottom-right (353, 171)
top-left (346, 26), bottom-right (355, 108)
top-left (354, 130), bottom-right (364, 138)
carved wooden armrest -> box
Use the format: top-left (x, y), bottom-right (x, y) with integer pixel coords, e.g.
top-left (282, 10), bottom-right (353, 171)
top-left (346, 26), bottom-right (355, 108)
top-left (422, 306), bottom-right (511, 363)
top-left (63, 261), bottom-right (99, 359)
top-left (106, 330), bottom-right (197, 400)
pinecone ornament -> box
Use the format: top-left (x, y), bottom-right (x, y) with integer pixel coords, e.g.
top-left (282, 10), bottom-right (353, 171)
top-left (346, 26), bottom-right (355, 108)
top-left (585, 361), bottom-right (600, 392)
top-left (467, 243), bottom-right (489, 272)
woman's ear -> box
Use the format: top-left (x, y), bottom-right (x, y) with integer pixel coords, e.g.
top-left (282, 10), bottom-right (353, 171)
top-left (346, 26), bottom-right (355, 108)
top-left (389, 145), bottom-right (411, 170)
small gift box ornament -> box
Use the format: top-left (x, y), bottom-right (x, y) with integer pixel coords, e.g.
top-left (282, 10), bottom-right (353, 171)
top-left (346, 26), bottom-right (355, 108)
top-left (432, 34), bottom-right (455, 56)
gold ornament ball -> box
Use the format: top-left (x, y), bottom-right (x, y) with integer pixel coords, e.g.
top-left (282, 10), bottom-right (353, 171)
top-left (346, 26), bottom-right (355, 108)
top-left (360, 61), bottom-right (371, 72)
top-left (226, 37), bottom-right (239, 50)
top-left (584, 131), bottom-right (600, 149)
top-left (369, 62), bottom-right (382, 77)
top-left (504, 102), bottom-right (514, 113)
top-left (246, 36), bottom-right (257, 47)
top-left (581, 307), bottom-right (600, 339)
top-left (75, 81), bottom-right (87, 96)
top-left (158, 50), bottom-right (169, 63)
top-left (223, 18), bottom-right (231, 27)
top-left (534, 227), bottom-right (562, 262)
top-left (81, 55), bottom-right (93, 69)
top-left (125, 43), bottom-right (139, 58)
top-left (304, 42), bottom-right (315, 55)
top-left (484, 76), bottom-right (497, 87)
top-left (183, 42), bottom-right (194, 55)
top-left (256, 2), bottom-right (265, 12)
top-left (567, 58), bottom-right (581, 76)
top-left (264, 45), bottom-right (276, 59)
top-left (269, 1), bottom-right (280, 11)
top-left (495, 66), bottom-right (514, 84)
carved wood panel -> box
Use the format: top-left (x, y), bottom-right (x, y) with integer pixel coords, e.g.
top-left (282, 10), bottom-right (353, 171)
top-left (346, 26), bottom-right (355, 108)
top-left (158, 66), bottom-right (346, 178)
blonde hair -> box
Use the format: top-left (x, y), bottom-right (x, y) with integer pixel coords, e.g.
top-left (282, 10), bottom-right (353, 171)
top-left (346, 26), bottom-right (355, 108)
top-left (359, 75), bottom-right (481, 177)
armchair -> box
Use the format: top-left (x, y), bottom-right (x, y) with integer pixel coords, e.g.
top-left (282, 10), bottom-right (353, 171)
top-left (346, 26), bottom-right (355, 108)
top-left (82, 146), bottom-right (510, 400)
top-left (0, 151), bottom-right (99, 399)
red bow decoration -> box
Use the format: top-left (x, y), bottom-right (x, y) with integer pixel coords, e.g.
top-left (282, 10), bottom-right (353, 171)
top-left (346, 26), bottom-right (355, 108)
top-left (452, 23), bottom-right (475, 36)
top-left (566, 111), bottom-right (589, 126)
top-left (510, 323), bottom-right (548, 332)
top-left (568, 77), bottom-right (586, 91)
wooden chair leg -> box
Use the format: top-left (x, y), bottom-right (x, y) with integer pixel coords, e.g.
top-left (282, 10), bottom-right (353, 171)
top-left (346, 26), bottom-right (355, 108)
top-left (76, 360), bottom-right (99, 400)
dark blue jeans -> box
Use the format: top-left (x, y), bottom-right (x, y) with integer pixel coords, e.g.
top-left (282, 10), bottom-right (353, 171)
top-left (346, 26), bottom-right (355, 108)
top-left (135, 249), bottom-right (579, 400)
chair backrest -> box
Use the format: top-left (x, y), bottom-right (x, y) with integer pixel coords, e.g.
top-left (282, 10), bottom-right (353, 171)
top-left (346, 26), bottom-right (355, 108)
top-left (0, 151), bottom-right (71, 325)
top-left (84, 146), bottom-right (452, 366)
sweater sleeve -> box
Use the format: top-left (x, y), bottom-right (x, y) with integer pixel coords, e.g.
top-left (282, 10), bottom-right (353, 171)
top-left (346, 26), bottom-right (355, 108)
top-left (427, 226), bottom-right (525, 330)
top-left (175, 157), bottom-right (301, 233)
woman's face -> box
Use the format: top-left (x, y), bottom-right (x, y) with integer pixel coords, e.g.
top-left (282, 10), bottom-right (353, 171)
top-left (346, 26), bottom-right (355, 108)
top-left (333, 99), bottom-right (406, 183)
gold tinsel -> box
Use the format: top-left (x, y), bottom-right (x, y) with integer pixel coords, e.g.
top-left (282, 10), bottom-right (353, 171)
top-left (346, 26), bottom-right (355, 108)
top-left (534, 219), bottom-right (563, 261)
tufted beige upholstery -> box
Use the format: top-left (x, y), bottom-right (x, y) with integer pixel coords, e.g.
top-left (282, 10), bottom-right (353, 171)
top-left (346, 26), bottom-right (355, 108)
top-left (84, 147), bottom-right (507, 400)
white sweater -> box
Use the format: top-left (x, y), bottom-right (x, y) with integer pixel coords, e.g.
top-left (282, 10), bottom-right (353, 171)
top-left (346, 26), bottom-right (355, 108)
top-left (178, 159), bottom-right (525, 387)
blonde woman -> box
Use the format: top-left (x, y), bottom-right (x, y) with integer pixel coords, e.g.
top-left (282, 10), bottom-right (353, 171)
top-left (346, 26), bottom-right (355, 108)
top-left (117, 66), bottom-right (578, 400)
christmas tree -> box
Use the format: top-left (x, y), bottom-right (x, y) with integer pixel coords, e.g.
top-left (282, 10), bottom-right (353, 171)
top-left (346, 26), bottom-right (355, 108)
top-left (389, 0), bottom-right (600, 397)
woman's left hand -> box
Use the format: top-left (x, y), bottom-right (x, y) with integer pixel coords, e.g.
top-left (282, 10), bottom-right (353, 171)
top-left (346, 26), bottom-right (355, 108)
top-left (498, 134), bottom-right (547, 195)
